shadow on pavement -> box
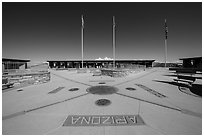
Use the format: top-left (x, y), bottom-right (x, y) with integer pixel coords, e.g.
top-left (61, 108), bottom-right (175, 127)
top-left (163, 74), bottom-right (202, 79)
top-left (2, 83), bottom-right (33, 93)
top-left (153, 80), bottom-right (202, 97)
top-left (190, 84), bottom-right (202, 97)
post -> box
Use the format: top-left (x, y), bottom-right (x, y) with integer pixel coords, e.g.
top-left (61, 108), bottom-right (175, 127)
top-left (165, 38), bottom-right (167, 68)
top-left (81, 15), bottom-right (84, 69)
top-left (113, 16), bottom-right (116, 69)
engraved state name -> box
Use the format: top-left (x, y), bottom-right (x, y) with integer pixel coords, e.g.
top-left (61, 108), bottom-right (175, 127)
top-left (63, 115), bottom-right (145, 126)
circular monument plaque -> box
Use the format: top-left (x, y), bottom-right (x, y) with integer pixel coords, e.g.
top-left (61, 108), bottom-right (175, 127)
top-left (86, 85), bottom-right (118, 95)
top-left (95, 99), bottom-right (111, 106)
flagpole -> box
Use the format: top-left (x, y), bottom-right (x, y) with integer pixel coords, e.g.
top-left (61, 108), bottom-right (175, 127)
top-left (165, 38), bottom-right (167, 68)
top-left (81, 15), bottom-right (84, 69)
top-left (113, 16), bottom-right (115, 69)
top-left (164, 19), bottom-right (168, 68)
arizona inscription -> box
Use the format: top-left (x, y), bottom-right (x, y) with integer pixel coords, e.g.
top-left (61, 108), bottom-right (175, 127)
top-left (63, 115), bottom-right (145, 126)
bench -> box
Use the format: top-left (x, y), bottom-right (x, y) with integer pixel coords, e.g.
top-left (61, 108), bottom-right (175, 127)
top-left (173, 75), bottom-right (196, 86)
top-left (176, 70), bottom-right (196, 76)
top-left (173, 69), bottom-right (197, 86)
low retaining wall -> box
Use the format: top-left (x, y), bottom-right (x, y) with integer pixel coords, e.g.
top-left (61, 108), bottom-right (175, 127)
top-left (101, 69), bottom-right (128, 77)
top-left (77, 69), bottom-right (87, 73)
top-left (3, 72), bottom-right (50, 85)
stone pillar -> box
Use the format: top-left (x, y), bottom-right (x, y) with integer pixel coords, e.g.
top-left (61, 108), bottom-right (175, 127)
top-left (25, 63), bottom-right (28, 69)
top-left (57, 62), bottom-right (60, 68)
top-left (65, 61), bottom-right (68, 68)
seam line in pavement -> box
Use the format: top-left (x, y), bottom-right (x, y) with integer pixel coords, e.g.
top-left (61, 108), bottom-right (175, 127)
top-left (115, 92), bottom-right (181, 111)
top-left (115, 92), bottom-right (202, 118)
top-left (113, 69), bottom-right (157, 86)
top-left (2, 93), bottom-right (90, 120)
top-left (138, 101), bottom-right (141, 115)
top-left (26, 93), bottom-right (89, 113)
top-left (51, 72), bottom-right (93, 87)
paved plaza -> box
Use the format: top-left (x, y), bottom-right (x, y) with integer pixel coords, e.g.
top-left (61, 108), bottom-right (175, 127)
top-left (2, 68), bottom-right (202, 135)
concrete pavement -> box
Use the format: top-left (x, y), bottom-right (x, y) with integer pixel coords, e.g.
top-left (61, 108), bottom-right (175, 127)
top-left (2, 68), bottom-right (202, 135)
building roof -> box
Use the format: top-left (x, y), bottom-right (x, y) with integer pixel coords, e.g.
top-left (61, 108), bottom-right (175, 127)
top-left (2, 58), bottom-right (30, 62)
top-left (47, 59), bottom-right (155, 62)
top-left (179, 57), bottom-right (202, 60)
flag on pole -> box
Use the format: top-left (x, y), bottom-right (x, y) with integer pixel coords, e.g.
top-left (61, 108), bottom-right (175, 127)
top-left (82, 15), bottom-right (84, 28)
top-left (113, 16), bottom-right (115, 28)
top-left (165, 19), bottom-right (168, 39)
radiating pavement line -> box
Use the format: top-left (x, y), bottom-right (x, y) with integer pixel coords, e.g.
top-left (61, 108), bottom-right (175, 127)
top-left (138, 100), bottom-right (141, 115)
top-left (115, 92), bottom-right (201, 118)
top-left (115, 92), bottom-right (181, 111)
top-left (51, 72), bottom-right (93, 87)
top-left (134, 83), bottom-right (201, 117)
top-left (113, 69), bottom-right (157, 86)
top-left (2, 93), bottom-right (89, 120)
top-left (52, 68), bottom-right (156, 87)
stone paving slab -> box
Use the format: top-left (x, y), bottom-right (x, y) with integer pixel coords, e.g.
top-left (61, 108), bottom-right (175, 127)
top-left (104, 125), bottom-right (162, 135)
top-left (2, 77), bottom-right (89, 116)
top-left (2, 113), bottom-right (66, 135)
top-left (136, 69), bottom-right (202, 114)
top-left (140, 101), bottom-right (202, 135)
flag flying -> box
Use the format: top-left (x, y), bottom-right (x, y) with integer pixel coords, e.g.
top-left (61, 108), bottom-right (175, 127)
top-left (82, 15), bottom-right (84, 28)
top-left (165, 19), bottom-right (168, 39)
top-left (113, 16), bottom-right (115, 28)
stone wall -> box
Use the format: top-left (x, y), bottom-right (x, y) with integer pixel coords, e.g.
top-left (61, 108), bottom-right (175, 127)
top-left (3, 72), bottom-right (50, 86)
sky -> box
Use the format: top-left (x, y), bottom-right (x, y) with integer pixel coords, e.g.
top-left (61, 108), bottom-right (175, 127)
top-left (2, 2), bottom-right (202, 63)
